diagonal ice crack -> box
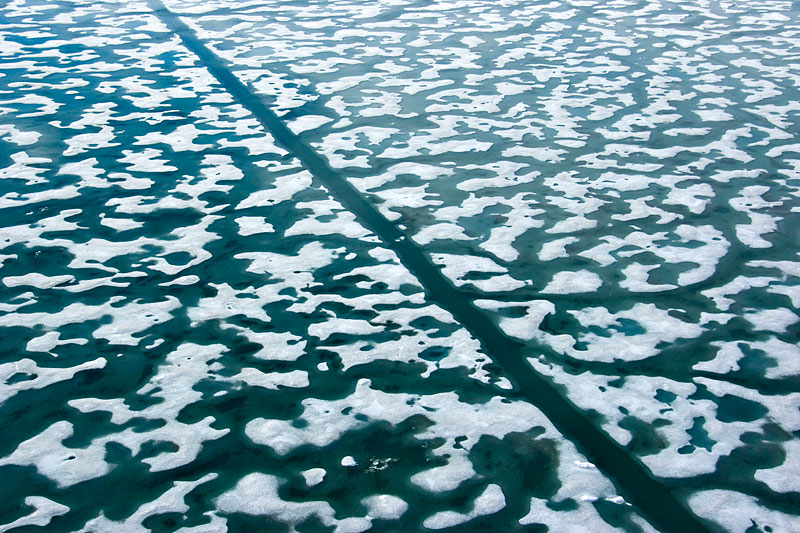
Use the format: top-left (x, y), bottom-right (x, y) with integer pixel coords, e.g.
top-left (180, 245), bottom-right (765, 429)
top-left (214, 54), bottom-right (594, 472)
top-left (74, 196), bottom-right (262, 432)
top-left (146, 2), bottom-right (716, 531)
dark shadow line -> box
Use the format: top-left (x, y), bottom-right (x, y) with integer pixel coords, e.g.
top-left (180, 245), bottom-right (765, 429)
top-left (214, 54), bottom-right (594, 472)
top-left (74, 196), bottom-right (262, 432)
top-left (146, 2), bottom-right (717, 531)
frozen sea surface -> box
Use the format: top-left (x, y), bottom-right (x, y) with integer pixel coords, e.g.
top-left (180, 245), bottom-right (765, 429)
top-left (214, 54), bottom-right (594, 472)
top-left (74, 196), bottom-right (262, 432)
top-left (0, 0), bottom-right (799, 531)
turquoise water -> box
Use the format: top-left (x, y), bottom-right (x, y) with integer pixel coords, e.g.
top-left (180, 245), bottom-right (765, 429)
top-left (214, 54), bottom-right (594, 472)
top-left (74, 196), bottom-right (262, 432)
top-left (0, 0), bottom-right (799, 531)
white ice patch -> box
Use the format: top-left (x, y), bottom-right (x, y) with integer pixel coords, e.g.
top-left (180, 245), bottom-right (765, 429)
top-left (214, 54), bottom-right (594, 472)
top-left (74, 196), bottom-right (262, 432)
top-left (541, 270), bottom-right (602, 294)
top-left (302, 468), bottom-right (326, 487)
top-left (236, 170), bottom-right (312, 209)
top-left (754, 438), bottom-right (800, 493)
top-left (0, 421), bottom-right (110, 487)
top-left (0, 152), bottom-right (51, 185)
top-left (235, 216), bottom-right (275, 236)
top-left (0, 296), bottom-right (180, 346)
top-left (750, 337), bottom-right (800, 379)
top-left (422, 484), bottom-right (506, 529)
top-left (235, 241), bottom-right (341, 289)
top-left (285, 210), bottom-right (371, 240)
top-left (538, 237), bottom-right (578, 261)
top-left (225, 328), bottom-right (307, 362)
top-left (246, 378), bottom-right (566, 495)
top-left (332, 261), bottom-right (422, 291)
top-left (0, 357), bottom-right (105, 404)
top-left (0, 124), bottom-right (41, 146)
top-left (431, 253), bottom-right (527, 292)
top-left (0, 497), bottom-right (69, 532)
top-left (3, 273), bottom-right (74, 289)
top-left (289, 114), bottom-right (333, 134)
top-left (475, 300), bottom-right (555, 343)
top-left (67, 344), bottom-right (230, 474)
top-left (99, 216), bottom-right (144, 231)
top-left (529, 360), bottom-right (745, 478)
top-left (308, 317), bottom-right (382, 341)
top-left (159, 275), bottom-right (200, 287)
top-left (744, 307), bottom-right (798, 333)
top-left (689, 490), bottom-right (800, 533)
top-left (412, 223), bottom-right (471, 245)
top-left (701, 276), bottom-right (774, 311)
top-left (693, 342), bottom-right (746, 375)
top-left (619, 263), bottom-right (677, 292)
top-left (228, 368), bottom-right (309, 390)
top-left (119, 148), bottom-right (177, 173)
top-left (564, 303), bottom-right (704, 362)
top-left (77, 474), bottom-right (218, 532)
top-left (25, 331), bottom-right (87, 354)
top-left (694, 109), bottom-right (733, 121)
top-left (362, 494), bottom-right (408, 520)
top-left (135, 124), bottom-right (215, 152)
top-left (216, 473), bottom-right (372, 532)
top-left (349, 162), bottom-right (454, 192)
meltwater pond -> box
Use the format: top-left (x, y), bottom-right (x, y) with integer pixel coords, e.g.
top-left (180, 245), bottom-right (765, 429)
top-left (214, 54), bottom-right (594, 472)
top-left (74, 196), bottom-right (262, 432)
top-left (1, 0), bottom-right (799, 531)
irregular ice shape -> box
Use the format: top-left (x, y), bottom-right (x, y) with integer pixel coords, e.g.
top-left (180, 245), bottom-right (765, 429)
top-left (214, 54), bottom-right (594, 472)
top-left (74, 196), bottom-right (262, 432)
top-left (25, 331), bottom-right (87, 353)
top-left (0, 497), bottom-right (69, 532)
top-left (0, 357), bottom-right (105, 404)
top-left (361, 494), bottom-right (408, 520)
top-left (3, 273), bottom-right (74, 289)
top-left (754, 438), bottom-right (800, 493)
top-left (246, 378), bottom-right (556, 494)
top-left (541, 270), bottom-right (602, 294)
top-left (229, 368), bottom-right (309, 390)
top-left (216, 474), bottom-right (338, 526)
top-left (235, 216), bottom-right (274, 236)
top-left (422, 484), bottom-right (506, 529)
top-left (289, 114), bottom-right (333, 134)
top-left (0, 421), bottom-right (110, 487)
top-left (566, 303), bottom-right (704, 362)
top-left (67, 344), bottom-right (230, 473)
top-left (302, 468), bottom-right (326, 487)
top-left (78, 474), bottom-right (217, 532)
top-left (689, 490), bottom-right (800, 533)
